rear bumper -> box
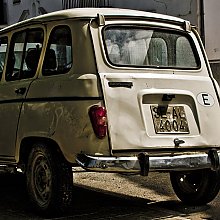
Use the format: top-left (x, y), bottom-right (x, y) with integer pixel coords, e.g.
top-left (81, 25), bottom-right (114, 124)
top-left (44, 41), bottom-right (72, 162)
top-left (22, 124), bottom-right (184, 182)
top-left (76, 149), bottom-right (220, 176)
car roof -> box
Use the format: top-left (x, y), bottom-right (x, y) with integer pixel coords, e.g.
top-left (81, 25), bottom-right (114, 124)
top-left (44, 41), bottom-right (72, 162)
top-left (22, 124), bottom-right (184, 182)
top-left (0, 8), bottom-right (186, 33)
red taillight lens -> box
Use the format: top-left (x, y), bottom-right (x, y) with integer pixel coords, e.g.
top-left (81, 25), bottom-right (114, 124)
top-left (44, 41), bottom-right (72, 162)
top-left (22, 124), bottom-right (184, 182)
top-left (89, 105), bottom-right (107, 139)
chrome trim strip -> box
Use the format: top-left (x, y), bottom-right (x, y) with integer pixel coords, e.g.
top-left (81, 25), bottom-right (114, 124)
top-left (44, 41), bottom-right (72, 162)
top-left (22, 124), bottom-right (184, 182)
top-left (76, 150), bottom-right (220, 173)
top-left (76, 154), bottom-right (140, 173)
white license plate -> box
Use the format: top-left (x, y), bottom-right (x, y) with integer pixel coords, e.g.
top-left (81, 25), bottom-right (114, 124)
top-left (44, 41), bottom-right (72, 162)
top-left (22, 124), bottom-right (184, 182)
top-left (151, 105), bottom-right (189, 134)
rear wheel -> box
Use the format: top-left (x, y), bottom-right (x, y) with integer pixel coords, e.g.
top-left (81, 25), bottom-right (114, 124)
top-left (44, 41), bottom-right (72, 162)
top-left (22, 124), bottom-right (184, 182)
top-left (170, 169), bottom-right (220, 205)
top-left (26, 143), bottom-right (73, 215)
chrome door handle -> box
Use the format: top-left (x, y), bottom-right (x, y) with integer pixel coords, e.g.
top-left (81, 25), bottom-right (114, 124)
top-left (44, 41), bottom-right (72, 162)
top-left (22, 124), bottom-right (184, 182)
top-left (15, 87), bottom-right (26, 95)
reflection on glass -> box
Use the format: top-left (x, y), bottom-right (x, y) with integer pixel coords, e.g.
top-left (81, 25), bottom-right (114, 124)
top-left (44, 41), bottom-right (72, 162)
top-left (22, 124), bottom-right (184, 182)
top-left (104, 27), bottom-right (199, 69)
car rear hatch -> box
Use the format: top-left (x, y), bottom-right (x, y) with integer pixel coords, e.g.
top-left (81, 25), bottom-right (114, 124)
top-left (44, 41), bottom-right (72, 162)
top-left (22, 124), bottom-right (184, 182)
top-left (90, 16), bottom-right (220, 152)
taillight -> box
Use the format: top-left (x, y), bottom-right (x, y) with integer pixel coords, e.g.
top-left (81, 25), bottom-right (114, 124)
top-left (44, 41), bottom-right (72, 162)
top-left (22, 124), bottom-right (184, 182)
top-left (89, 105), bottom-right (107, 139)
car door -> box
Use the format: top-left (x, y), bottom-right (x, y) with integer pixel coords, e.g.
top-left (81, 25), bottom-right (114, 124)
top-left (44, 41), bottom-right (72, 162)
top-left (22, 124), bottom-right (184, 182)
top-left (0, 27), bottom-right (44, 160)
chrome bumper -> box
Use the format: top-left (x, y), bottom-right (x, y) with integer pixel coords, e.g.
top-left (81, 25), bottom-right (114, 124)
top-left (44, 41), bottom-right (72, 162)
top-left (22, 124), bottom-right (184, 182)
top-left (76, 149), bottom-right (220, 176)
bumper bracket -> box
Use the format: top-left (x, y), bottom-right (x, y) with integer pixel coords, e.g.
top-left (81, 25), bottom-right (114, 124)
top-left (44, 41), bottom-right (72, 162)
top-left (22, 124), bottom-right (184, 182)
top-left (138, 152), bottom-right (149, 176)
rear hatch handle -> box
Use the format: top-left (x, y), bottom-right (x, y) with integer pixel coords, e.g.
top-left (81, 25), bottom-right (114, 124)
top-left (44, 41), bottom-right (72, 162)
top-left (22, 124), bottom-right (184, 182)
top-left (108, 81), bottom-right (133, 88)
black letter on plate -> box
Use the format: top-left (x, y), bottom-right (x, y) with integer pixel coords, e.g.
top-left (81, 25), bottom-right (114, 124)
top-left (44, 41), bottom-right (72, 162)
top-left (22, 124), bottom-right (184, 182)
top-left (202, 94), bottom-right (210, 106)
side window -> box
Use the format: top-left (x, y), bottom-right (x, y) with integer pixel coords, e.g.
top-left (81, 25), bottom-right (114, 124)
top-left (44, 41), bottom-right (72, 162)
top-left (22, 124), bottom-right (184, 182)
top-left (6, 28), bottom-right (43, 81)
top-left (42, 26), bottom-right (72, 76)
top-left (0, 37), bottom-right (8, 80)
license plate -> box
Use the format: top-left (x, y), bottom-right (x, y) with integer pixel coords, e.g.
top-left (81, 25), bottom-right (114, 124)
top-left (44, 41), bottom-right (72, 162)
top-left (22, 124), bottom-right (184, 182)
top-left (151, 105), bottom-right (189, 134)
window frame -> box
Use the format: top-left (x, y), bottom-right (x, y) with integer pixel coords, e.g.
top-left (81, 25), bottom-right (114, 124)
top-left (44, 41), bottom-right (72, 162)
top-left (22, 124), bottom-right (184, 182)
top-left (42, 25), bottom-right (73, 77)
top-left (102, 25), bottom-right (201, 70)
top-left (5, 28), bottom-right (44, 82)
top-left (0, 36), bottom-right (8, 80)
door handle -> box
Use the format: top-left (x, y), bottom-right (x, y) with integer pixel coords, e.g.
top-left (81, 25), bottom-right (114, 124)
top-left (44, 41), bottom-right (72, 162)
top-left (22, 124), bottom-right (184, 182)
top-left (15, 87), bottom-right (26, 95)
top-left (108, 81), bottom-right (133, 88)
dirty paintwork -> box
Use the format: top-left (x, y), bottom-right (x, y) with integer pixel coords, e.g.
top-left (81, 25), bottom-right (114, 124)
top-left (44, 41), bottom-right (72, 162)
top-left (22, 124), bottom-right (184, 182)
top-left (0, 8), bottom-right (220, 213)
top-left (0, 7), bottom-right (219, 165)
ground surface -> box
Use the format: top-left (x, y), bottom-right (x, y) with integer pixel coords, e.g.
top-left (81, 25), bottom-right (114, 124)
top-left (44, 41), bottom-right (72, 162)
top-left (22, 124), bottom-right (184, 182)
top-left (0, 170), bottom-right (219, 219)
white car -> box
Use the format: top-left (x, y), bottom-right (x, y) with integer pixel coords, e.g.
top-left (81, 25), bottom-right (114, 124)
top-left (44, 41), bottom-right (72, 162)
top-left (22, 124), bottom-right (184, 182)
top-left (0, 8), bottom-right (220, 215)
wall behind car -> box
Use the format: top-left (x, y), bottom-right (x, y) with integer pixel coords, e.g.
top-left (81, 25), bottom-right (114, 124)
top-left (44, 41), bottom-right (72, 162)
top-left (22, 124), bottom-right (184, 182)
top-left (6, 0), bottom-right (62, 25)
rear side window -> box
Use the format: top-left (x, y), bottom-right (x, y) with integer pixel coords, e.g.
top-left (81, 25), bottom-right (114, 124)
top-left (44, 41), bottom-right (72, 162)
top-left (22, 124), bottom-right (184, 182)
top-left (6, 28), bottom-right (44, 81)
top-left (103, 27), bottom-right (200, 69)
top-left (0, 37), bottom-right (8, 80)
top-left (42, 26), bottom-right (72, 76)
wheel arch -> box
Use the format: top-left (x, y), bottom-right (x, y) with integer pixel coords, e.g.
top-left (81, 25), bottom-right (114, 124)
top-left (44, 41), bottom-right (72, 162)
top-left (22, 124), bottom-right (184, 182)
top-left (18, 136), bottom-right (68, 169)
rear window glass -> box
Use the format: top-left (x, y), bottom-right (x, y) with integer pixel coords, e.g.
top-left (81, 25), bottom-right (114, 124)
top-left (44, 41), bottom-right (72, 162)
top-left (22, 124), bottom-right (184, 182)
top-left (103, 26), bottom-right (200, 69)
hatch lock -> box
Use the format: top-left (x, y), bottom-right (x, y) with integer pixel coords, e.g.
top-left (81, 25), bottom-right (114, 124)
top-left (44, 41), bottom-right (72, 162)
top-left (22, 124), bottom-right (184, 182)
top-left (174, 138), bottom-right (185, 147)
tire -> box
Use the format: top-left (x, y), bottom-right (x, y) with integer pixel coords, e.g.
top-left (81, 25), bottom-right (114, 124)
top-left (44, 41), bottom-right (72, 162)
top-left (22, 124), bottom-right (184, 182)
top-left (170, 169), bottom-right (220, 205)
top-left (26, 143), bottom-right (73, 215)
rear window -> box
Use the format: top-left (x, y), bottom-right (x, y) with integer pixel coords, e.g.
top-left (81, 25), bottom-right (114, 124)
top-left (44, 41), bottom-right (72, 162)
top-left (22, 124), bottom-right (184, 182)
top-left (103, 26), bottom-right (200, 69)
